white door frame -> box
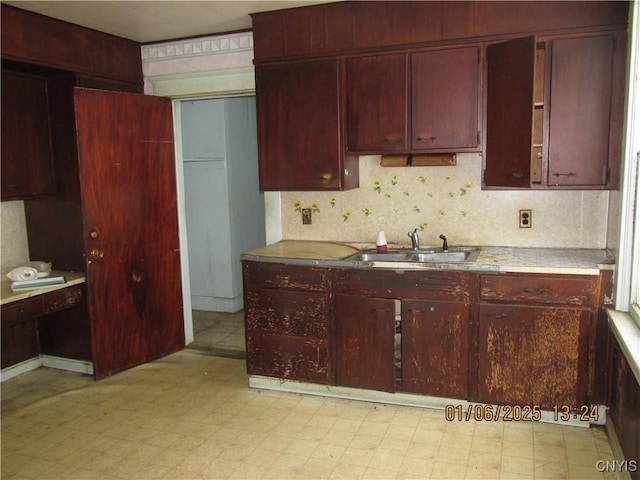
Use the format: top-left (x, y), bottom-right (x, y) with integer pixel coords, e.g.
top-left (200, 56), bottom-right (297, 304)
top-left (151, 67), bottom-right (281, 344)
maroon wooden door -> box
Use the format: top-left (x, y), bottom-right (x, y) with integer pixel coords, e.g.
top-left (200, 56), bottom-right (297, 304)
top-left (485, 36), bottom-right (535, 188)
top-left (335, 294), bottom-right (396, 393)
top-left (477, 304), bottom-right (589, 409)
top-left (74, 88), bottom-right (184, 379)
top-left (346, 53), bottom-right (408, 152)
top-left (402, 299), bottom-right (469, 398)
top-left (255, 60), bottom-right (349, 190)
top-left (411, 46), bottom-right (480, 152)
top-left (547, 35), bottom-right (614, 186)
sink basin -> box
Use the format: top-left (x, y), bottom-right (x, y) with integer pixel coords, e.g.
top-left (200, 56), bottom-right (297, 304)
top-left (345, 248), bottom-right (479, 265)
top-left (349, 251), bottom-right (433, 262)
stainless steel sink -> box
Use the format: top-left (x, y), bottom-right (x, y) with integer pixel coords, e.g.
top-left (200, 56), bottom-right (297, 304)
top-left (345, 248), bottom-right (479, 265)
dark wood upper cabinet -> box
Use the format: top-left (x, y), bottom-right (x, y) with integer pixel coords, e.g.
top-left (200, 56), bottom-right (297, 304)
top-left (1, 4), bottom-right (142, 87)
top-left (411, 47), bottom-right (481, 152)
top-left (253, 1), bottom-right (628, 191)
top-left (255, 60), bottom-right (358, 191)
top-left (485, 37), bottom-right (536, 188)
top-left (1, 5), bottom-right (143, 202)
top-left (1, 70), bottom-right (56, 200)
top-left (547, 35), bottom-right (617, 187)
top-left (346, 46), bottom-right (481, 155)
top-left (485, 32), bottom-right (626, 189)
top-left (346, 53), bottom-right (408, 152)
top-left (251, 2), bottom-right (628, 62)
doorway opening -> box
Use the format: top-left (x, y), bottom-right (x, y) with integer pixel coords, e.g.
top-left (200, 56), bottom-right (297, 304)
top-left (174, 95), bottom-right (264, 358)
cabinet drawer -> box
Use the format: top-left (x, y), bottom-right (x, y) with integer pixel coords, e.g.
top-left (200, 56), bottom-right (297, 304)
top-left (42, 285), bottom-right (84, 315)
top-left (1, 298), bottom-right (43, 328)
top-left (243, 261), bottom-right (327, 291)
top-left (245, 289), bottom-right (328, 337)
top-left (332, 269), bottom-right (472, 302)
top-left (246, 332), bottom-right (332, 384)
top-left (480, 274), bottom-right (597, 306)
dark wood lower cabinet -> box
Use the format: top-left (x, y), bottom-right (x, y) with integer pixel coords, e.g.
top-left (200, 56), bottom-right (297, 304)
top-left (1, 283), bottom-right (89, 369)
top-left (243, 261), bottom-right (333, 384)
top-left (610, 340), bottom-right (640, 480)
top-left (332, 269), bottom-right (474, 395)
top-left (246, 332), bottom-right (331, 384)
top-left (243, 262), bottom-right (607, 415)
top-left (335, 294), bottom-right (396, 392)
top-left (477, 304), bottom-right (590, 409)
top-left (1, 321), bottom-right (40, 369)
top-left (402, 299), bottom-right (469, 398)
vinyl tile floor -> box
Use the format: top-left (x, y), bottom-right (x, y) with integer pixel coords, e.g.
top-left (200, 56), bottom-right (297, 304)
top-left (1, 349), bottom-right (622, 480)
top-left (188, 310), bottom-right (245, 358)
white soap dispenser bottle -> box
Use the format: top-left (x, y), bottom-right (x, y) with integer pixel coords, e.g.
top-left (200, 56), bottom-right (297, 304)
top-left (376, 231), bottom-right (388, 253)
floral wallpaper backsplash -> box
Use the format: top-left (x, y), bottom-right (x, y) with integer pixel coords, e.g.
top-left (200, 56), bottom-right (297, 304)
top-left (281, 154), bottom-right (611, 249)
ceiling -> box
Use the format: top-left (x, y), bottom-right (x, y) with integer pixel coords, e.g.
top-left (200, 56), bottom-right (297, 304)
top-left (2, 1), bottom-right (338, 43)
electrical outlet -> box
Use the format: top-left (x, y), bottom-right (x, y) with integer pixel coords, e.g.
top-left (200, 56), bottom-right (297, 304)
top-left (302, 208), bottom-right (312, 225)
top-left (519, 209), bottom-right (532, 228)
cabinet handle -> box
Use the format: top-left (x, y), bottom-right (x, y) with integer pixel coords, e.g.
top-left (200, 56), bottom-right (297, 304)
top-left (511, 172), bottom-right (525, 179)
top-left (320, 173), bottom-right (335, 181)
top-left (552, 172), bottom-right (577, 177)
top-left (383, 135), bottom-right (403, 143)
top-left (523, 287), bottom-right (548, 295)
top-left (416, 135), bottom-right (437, 142)
top-left (485, 312), bottom-right (509, 319)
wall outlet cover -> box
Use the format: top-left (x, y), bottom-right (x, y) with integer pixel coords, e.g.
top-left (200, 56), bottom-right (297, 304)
top-left (302, 208), bottom-right (312, 225)
top-left (519, 209), bottom-right (532, 228)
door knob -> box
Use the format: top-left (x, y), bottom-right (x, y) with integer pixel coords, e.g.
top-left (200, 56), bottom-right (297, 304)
top-left (90, 248), bottom-right (104, 260)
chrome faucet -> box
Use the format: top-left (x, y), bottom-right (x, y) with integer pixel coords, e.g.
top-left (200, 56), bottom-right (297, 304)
top-left (439, 234), bottom-right (448, 252)
top-left (408, 229), bottom-right (420, 251)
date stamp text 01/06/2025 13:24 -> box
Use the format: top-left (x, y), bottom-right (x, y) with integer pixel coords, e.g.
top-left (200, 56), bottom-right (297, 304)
top-left (444, 404), bottom-right (600, 422)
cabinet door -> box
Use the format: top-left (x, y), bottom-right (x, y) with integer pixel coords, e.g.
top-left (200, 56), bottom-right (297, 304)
top-left (74, 88), bottom-right (184, 379)
top-left (411, 47), bottom-right (480, 152)
top-left (477, 304), bottom-right (589, 408)
top-left (1, 70), bottom-right (56, 200)
top-left (485, 36), bottom-right (535, 188)
top-left (335, 294), bottom-right (396, 392)
top-left (402, 300), bottom-right (469, 398)
top-left (256, 60), bottom-right (357, 190)
top-left (547, 35), bottom-right (615, 186)
top-left (346, 53), bottom-right (408, 152)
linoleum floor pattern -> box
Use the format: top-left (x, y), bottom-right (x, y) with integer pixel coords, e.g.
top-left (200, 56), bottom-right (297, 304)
top-left (188, 310), bottom-right (245, 358)
top-left (1, 350), bottom-right (621, 480)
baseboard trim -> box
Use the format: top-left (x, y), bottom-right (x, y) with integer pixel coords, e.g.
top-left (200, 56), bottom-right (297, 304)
top-left (0, 357), bottom-right (41, 382)
top-left (41, 355), bottom-right (94, 375)
top-left (1, 355), bottom-right (94, 382)
top-left (249, 375), bottom-right (594, 427)
top-left (605, 417), bottom-right (634, 480)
